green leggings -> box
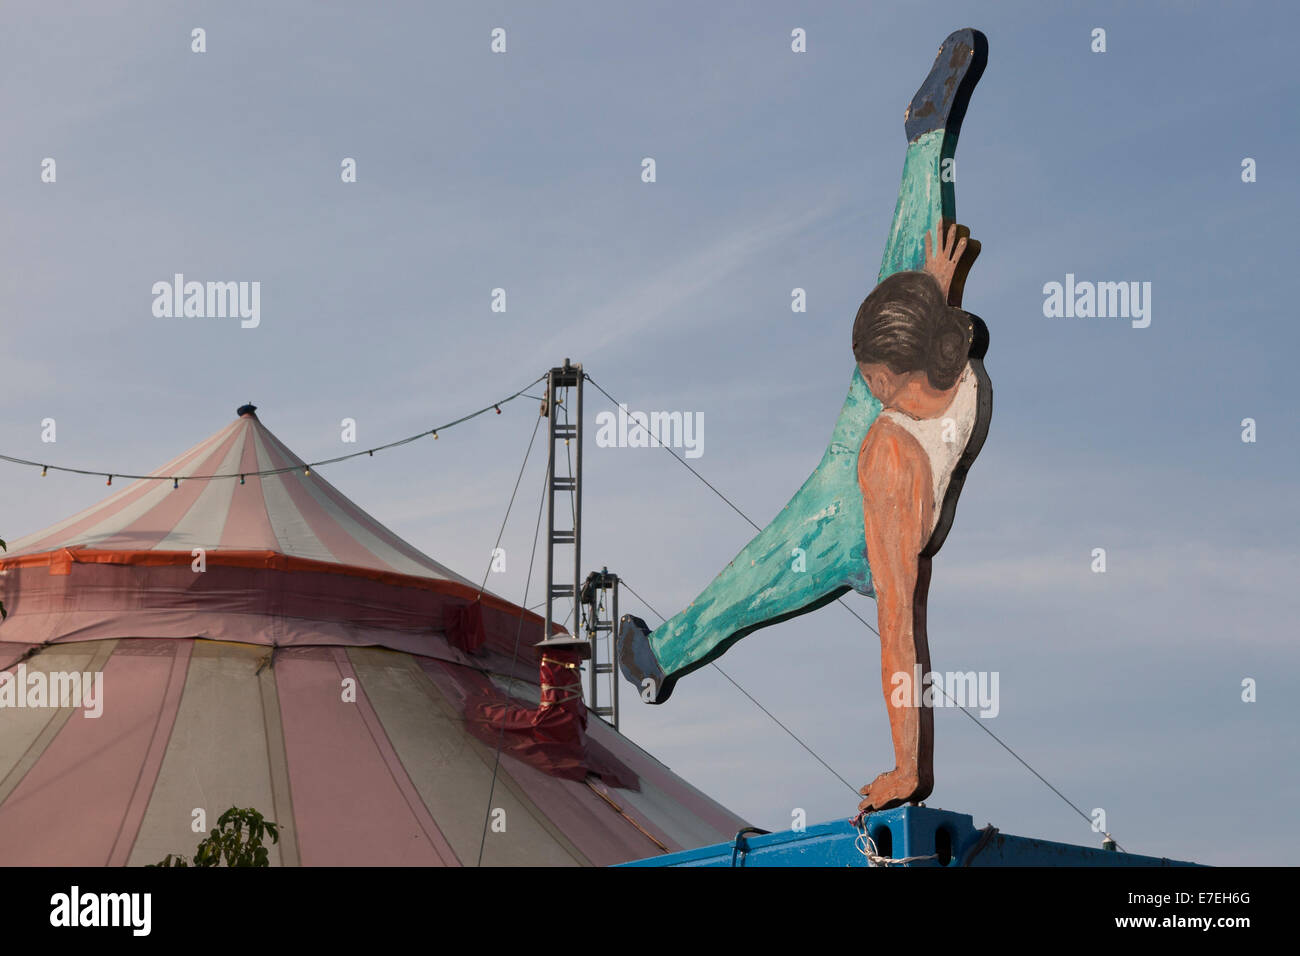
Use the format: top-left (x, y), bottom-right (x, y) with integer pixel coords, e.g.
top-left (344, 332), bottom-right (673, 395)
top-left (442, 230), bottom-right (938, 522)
top-left (648, 128), bottom-right (952, 679)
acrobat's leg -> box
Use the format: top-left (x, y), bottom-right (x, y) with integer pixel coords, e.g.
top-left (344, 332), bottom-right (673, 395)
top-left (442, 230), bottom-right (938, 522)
top-left (879, 28), bottom-right (987, 282)
top-left (619, 30), bottom-right (987, 706)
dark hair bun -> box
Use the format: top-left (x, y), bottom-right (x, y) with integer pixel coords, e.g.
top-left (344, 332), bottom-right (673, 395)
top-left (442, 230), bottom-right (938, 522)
top-left (927, 327), bottom-right (968, 391)
top-left (853, 271), bottom-right (972, 392)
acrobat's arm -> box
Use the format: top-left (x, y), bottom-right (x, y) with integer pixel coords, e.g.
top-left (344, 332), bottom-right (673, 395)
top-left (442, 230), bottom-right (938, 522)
top-left (858, 421), bottom-right (936, 810)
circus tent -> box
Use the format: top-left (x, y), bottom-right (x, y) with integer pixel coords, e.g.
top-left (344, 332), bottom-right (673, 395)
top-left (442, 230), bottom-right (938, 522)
top-left (0, 405), bottom-right (745, 865)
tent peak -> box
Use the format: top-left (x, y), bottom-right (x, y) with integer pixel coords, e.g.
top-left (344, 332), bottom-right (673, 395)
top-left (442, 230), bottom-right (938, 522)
top-left (237, 403), bottom-right (258, 418)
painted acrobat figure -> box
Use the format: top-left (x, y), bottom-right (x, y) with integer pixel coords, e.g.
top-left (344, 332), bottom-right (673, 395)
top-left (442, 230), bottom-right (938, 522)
top-left (619, 29), bottom-right (992, 812)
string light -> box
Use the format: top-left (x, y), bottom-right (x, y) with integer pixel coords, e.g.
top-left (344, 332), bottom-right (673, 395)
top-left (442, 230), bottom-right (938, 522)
top-left (0, 373), bottom-right (546, 486)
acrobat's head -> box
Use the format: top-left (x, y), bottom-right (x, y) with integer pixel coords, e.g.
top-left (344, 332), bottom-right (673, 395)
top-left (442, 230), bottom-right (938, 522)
top-left (852, 270), bottom-right (987, 416)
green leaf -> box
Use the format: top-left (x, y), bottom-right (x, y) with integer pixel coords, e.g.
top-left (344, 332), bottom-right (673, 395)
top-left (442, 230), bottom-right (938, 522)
top-left (148, 805), bottom-right (280, 868)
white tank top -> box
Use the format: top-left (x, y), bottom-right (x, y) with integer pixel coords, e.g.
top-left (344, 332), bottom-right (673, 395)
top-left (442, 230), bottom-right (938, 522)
top-left (879, 364), bottom-right (978, 536)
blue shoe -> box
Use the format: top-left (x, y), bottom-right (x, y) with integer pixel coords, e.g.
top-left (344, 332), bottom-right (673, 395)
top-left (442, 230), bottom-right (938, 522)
top-left (904, 28), bottom-right (988, 143)
top-left (617, 615), bottom-right (676, 705)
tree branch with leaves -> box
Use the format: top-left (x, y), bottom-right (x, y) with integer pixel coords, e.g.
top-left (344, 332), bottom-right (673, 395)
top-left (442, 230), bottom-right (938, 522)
top-left (149, 807), bottom-right (280, 867)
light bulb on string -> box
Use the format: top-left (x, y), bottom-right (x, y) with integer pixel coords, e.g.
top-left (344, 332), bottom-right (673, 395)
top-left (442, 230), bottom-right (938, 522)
top-left (12, 383), bottom-right (539, 495)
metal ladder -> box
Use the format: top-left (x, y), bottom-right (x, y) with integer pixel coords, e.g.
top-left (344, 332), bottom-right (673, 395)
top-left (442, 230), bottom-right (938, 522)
top-left (536, 360), bottom-right (590, 664)
top-left (581, 568), bottom-right (620, 728)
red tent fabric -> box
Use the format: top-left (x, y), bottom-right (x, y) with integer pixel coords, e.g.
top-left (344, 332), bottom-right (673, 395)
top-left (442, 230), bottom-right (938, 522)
top-left (0, 407), bottom-right (745, 865)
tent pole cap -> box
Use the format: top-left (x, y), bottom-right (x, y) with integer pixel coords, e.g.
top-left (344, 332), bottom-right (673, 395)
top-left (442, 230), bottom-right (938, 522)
top-left (535, 635), bottom-right (591, 658)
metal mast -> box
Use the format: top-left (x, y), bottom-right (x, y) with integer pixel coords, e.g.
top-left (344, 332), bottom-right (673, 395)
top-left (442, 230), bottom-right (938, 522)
top-left (536, 359), bottom-right (589, 662)
top-left (580, 568), bottom-right (621, 728)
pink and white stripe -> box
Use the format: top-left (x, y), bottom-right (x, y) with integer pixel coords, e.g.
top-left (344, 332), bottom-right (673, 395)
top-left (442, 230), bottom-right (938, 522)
top-left (5, 408), bottom-right (473, 585)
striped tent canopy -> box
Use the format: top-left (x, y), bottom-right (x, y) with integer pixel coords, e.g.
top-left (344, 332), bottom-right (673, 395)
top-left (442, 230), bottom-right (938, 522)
top-left (0, 406), bottom-right (744, 865)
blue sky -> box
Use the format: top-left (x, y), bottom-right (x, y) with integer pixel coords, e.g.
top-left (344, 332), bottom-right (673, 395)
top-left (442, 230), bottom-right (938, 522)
top-left (2, 0), bottom-right (1297, 864)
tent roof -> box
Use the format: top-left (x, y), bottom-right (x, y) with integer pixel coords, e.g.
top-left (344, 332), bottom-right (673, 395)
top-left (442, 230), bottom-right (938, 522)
top-left (0, 408), bottom-right (749, 865)
top-left (0, 407), bottom-right (553, 658)
top-left (5, 406), bottom-right (473, 584)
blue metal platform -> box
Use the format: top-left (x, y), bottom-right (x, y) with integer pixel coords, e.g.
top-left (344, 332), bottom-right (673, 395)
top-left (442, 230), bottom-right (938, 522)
top-left (620, 806), bottom-right (1202, 867)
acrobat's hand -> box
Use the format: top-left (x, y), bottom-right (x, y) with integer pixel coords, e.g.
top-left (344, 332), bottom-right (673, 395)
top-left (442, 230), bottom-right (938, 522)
top-left (923, 219), bottom-right (981, 307)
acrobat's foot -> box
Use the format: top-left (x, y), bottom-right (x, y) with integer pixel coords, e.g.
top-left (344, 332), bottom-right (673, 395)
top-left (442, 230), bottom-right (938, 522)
top-left (903, 28), bottom-right (988, 143)
top-left (617, 614), bottom-right (677, 705)
top-left (857, 769), bottom-right (933, 812)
